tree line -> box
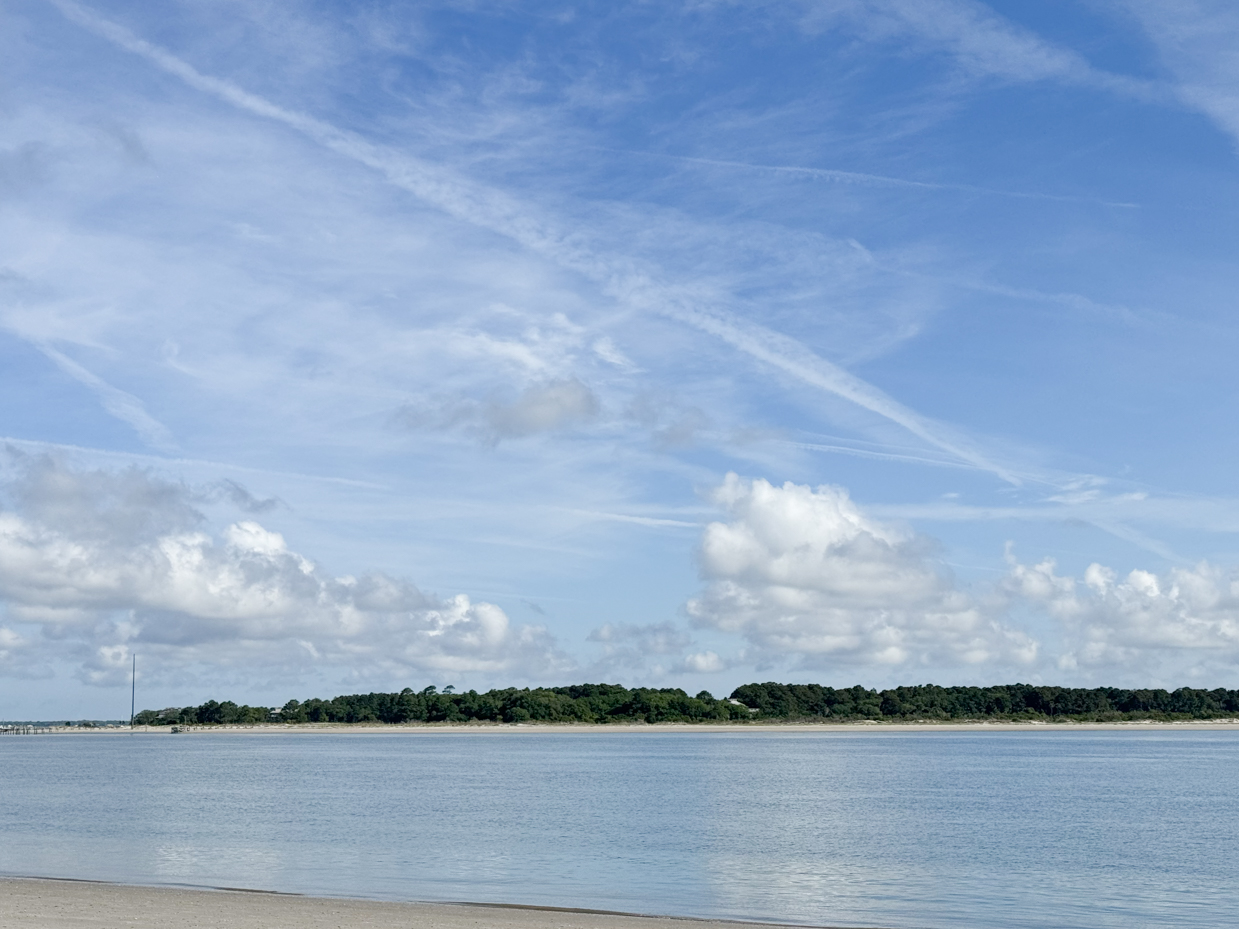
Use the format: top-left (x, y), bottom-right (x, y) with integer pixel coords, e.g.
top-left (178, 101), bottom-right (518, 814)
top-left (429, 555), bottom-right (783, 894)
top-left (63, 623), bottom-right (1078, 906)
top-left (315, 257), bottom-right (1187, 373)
top-left (132, 684), bottom-right (753, 726)
top-left (729, 681), bottom-right (1239, 720)
top-left (131, 681), bottom-right (1239, 726)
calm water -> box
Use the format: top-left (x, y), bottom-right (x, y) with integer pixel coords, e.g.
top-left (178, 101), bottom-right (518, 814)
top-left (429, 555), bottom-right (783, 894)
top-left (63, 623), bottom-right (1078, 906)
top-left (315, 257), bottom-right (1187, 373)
top-left (1, 729), bottom-right (1236, 929)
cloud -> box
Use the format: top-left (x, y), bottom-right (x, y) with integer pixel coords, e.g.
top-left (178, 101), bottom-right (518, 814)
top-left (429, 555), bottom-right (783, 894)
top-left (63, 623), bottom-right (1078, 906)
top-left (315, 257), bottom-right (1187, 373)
top-left (827, 0), bottom-right (1239, 157)
top-left (49, 0), bottom-right (1023, 483)
top-left (208, 478), bottom-right (280, 514)
top-left (38, 345), bottom-right (178, 452)
top-left (589, 620), bottom-right (691, 654)
top-left (398, 378), bottom-right (600, 442)
top-left (687, 472), bottom-right (1239, 683)
top-left (586, 620), bottom-right (709, 676)
top-left (644, 151), bottom-right (1138, 208)
top-left (487, 378), bottom-right (599, 438)
top-left (0, 457), bottom-right (566, 685)
top-left (626, 394), bottom-right (711, 450)
top-left (623, 282), bottom-right (1022, 483)
top-left (1116, 1), bottom-right (1239, 148)
top-left (797, 0), bottom-right (1155, 96)
top-left (680, 650), bottom-right (725, 673)
top-left (1006, 553), bottom-right (1239, 678)
top-left (4, 450), bottom-right (201, 544)
top-left (0, 624), bottom-right (47, 679)
top-left (687, 473), bottom-right (1037, 670)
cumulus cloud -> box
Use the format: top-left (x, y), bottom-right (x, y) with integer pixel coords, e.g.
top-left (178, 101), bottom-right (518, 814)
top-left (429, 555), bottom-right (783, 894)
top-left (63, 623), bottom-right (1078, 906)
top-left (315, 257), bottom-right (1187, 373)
top-left (680, 650), bottom-right (726, 673)
top-left (0, 457), bottom-right (566, 685)
top-left (687, 473), bottom-right (1239, 683)
top-left (1006, 552), bottom-right (1239, 678)
top-left (687, 474), bottom-right (1037, 670)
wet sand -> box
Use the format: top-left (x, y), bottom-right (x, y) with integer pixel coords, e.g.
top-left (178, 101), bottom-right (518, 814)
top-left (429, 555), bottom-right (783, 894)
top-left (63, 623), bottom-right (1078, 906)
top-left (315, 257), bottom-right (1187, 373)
top-left (0, 878), bottom-right (864, 929)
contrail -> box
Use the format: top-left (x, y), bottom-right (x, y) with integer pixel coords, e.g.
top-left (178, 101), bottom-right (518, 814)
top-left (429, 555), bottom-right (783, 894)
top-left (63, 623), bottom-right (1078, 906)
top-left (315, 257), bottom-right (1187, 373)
top-left (50, 0), bottom-right (1020, 484)
top-left (619, 151), bottom-right (1140, 209)
top-left (791, 441), bottom-right (980, 471)
top-left (646, 299), bottom-right (1021, 482)
top-left (38, 344), bottom-right (178, 452)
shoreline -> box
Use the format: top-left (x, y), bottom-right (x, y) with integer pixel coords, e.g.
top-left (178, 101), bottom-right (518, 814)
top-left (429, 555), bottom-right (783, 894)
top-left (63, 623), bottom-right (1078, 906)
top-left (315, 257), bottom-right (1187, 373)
top-left (0, 877), bottom-right (869, 929)
top-left (12, 717), bottom-right (1239, 734)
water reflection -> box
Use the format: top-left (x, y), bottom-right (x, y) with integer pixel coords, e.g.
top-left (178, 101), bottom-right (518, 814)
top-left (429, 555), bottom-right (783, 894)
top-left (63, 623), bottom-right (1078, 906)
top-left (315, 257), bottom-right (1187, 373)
top-left (152, 842), bottom-right (283, 883)
top-left (0, 730), bottom-right (1236, 928)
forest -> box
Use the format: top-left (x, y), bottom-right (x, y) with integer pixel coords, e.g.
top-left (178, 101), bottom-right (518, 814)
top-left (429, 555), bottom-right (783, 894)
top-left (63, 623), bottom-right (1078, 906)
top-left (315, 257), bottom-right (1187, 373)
top-left (131, 681), bottom-right (1239, 726)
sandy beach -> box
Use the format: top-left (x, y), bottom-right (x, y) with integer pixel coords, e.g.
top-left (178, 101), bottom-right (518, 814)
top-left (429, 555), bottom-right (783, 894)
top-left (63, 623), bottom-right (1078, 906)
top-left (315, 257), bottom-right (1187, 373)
top-left (0, 878), bottom-right (865, 929)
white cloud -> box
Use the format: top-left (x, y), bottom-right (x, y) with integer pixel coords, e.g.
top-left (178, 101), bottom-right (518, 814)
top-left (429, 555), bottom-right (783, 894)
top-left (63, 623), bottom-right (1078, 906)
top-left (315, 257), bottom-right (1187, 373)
top-left (587, 621), bottom-right (693, 672)
top-left (16, 0), bottom-right (1239, 699)
top-left (688, 473), bottom-right (1037, 670)
top-left (680, 650), bottom-right (725, 673)
top-left (688, 474), bottom-right (1239, 682)
top-left (0, 457), bottom-right (567, 685)
top-left (1007, 552), bottom-right (1239, 678)
top-left (46, 0), bottom-right (1025, 483)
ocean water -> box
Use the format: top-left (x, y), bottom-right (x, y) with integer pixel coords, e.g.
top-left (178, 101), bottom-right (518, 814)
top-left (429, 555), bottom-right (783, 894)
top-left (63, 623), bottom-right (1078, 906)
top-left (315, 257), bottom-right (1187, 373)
top-left (1, 728), bottom-right (1236, 929)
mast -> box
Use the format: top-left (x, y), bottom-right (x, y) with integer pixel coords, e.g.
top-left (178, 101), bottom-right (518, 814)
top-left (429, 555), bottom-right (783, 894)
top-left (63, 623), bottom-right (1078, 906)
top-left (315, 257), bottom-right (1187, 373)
top-left (130, 653), bottom-right (136, 729)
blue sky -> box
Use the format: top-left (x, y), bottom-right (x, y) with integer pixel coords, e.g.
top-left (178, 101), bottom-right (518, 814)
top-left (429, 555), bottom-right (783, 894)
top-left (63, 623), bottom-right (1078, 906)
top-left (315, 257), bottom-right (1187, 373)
top-left (4, 0), bottom-right (1239, 718)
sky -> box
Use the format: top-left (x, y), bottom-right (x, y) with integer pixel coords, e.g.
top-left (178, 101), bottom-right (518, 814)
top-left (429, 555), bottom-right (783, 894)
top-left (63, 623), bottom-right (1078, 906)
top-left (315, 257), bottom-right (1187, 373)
top-left (4, 0), bottom-right (1239, 719)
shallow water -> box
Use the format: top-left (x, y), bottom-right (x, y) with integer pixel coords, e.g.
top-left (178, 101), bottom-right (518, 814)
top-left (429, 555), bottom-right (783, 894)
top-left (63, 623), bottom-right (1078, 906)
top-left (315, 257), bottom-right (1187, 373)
top-left (1, 729), bottom-right (1235, 929)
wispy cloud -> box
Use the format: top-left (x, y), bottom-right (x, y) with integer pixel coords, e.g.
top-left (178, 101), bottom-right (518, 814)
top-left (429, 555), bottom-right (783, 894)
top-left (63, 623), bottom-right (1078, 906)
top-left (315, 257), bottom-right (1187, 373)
top-left (795, 0), bottom-right (1164, 99)
top-left (1117, 1), bottom-right (1239, 148)
top-left (50, 0), bottom-right (1023, 484)
top-left (0, 436), bottom-right (389, 491)
top-left (623, 150), bottom-right (1141, 209)
top-left (8, 0), bottom-right (1239, 701)
top-left (37, 344), bottom-right (177, 452)
top-left (792, 440), bottom-right (982, 471)
top-left (566, 509), bottom-right (700, 529)
top-left (653, 302), bottom-right (1022, 482)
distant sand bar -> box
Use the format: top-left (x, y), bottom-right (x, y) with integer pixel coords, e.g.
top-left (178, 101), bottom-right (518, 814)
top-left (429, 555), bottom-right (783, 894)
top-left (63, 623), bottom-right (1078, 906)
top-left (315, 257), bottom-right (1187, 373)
top-left (17, 718), bottom-right (1239, 735)
top-left (0, 878), bottom-right (879, 929)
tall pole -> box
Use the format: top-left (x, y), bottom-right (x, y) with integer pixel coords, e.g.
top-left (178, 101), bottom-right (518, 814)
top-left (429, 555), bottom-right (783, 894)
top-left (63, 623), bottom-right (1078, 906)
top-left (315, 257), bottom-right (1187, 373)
top-left (130, 653), bottom-right (136, 729)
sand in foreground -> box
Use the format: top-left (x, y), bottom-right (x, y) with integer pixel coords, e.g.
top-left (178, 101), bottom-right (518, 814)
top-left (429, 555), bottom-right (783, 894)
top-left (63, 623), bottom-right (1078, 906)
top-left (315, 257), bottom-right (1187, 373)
top-left (0, 878), bottom-right (872, 929)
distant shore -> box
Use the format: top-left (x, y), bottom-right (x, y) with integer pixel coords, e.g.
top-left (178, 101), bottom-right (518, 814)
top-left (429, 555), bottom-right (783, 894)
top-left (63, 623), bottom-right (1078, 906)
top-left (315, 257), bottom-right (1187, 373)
top-left (13, 717), bottom-right (1239, 734)
top-left (0, 877), bottom-right (829, 929)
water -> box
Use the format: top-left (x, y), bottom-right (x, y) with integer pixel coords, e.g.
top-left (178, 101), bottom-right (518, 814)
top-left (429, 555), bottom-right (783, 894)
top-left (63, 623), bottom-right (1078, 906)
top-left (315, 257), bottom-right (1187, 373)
top-left (1, 728), bottom-right (1236, 929)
